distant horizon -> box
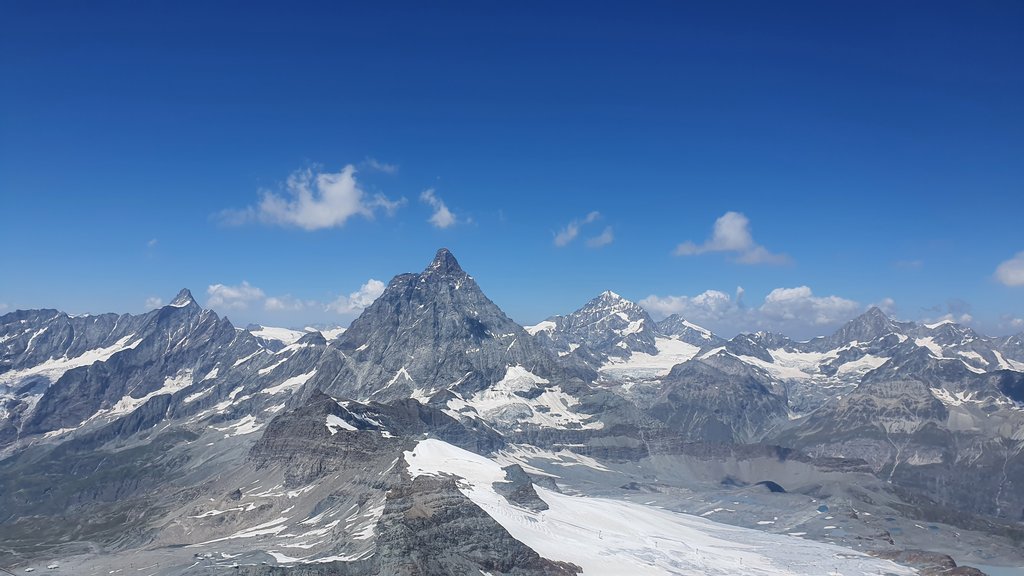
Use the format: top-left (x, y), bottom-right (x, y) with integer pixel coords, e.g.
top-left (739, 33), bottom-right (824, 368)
top-left (6, 247), bottom-right (1021, 342)
top-left (2, 2), bottom-right (1021, 340)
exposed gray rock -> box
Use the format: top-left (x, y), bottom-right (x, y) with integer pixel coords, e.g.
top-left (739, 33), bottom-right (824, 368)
top-left (321, 249), bottom-right (592, 404)
top-left (649, 352), bottom-right (788, 443)
top-left (373, 473), bottom-right (578, 575)
top-left (656, 314), bottom-right (724, 347)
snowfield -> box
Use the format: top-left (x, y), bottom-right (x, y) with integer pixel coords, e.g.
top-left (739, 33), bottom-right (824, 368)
top-left (405, 439), bottom-right (916, 576)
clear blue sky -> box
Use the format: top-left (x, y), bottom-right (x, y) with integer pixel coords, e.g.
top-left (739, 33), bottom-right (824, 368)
top-left (1, 1), bottom-right (1022, 339)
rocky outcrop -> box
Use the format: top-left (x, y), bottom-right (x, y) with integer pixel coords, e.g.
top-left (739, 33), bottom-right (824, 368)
top-left (374, 473), bottom-right (578, 575)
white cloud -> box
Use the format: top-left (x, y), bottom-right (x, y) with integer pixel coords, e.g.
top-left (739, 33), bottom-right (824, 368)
top-left (420, 189), bottom-right (457, 229)
top-left (641, 289), bottom-right (738, 320)
top-left (363, 157), bottom-right (398, 174)
top-left (674, 211), bottom-right (789, 265)
top-left (0, 303), bottom-right (8, 312)
top-left (147, 238), bottom-right (158, 248)
top-left (641, 285), bottom-right (860, 338)
top-left (554, 211), bottom-right (601, 247)
top-left (207, 281), bottom-right (266, 310)
top-left (145, 296), bottom-right (164, 309)
top-left (264, 295), bottom-right (314, 312)
top-left (204, 277), bottom-right (385, 321)
top-left (586, 226), bottom-right (614, 248)
top-left (926, 312), bottom-right (975, 325)
top-left (995, 252), bottom-right (1024, 286)
top-left (328, 279), bottom-right (386, 314)
top-left (759, 286), bottom-right (860, 326)
top-left (223, 165), bottom-right (405, 230)
top-left (870, 297), bottom-right (897, 315)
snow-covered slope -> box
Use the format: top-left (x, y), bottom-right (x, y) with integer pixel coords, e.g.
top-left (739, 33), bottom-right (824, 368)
top-left (405, 438), bottom-right (915, 576)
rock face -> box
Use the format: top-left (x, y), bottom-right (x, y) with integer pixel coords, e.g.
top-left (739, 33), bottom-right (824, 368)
top-left (1, 290), bottom-right (269, 444)
top-left (657, 314), bottom-right (724, 347)
top-left (324, 249), bottom-right (589, 404)
top-left (374, 474), bottom-right (577, 576)
top-left (531, 290), bottom-right (659, 361)
top-left (650, 352), bottom-right (789, 443)
top-left (3, 247), bottom-right (1024, 574)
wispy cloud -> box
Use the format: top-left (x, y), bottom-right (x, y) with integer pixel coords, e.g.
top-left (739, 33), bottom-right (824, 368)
top-left (205, 278), bottom-right (386, 319)
top-left (586, 226), bottom-right (614, 248)
top-left (0, 303), bottom-right (8, 312)
top-left (144, 296), bottom-right (164, 309)
top-left (921, 299), bottom-right (975, 326)
top-left (869, 297), bottom-right (897, 315)
top-left (207, 281), bottom-right (266, 310)
top-left (554, 211), bottom-right (601, 247)
top-left (362, 157), bottom-right (398, 174)
top-left (146, 238), bottom-right (158, 248)
top-left (640, 285), bottom-right (860, 338)
top-left (264, 295), bottom-right (316, 312)
top-left (995, 251), bottom-right (1024, 286)
top-left (327, 279), bottom-right (387, 314)
top-left (221, 165), bottom-right (405, 230)
top-left (674, 211), bottom-right (789, 265)
top-left (420, 189), bottom-right (457, 229)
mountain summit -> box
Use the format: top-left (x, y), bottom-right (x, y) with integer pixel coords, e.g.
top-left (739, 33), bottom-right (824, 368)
top-left (328, 248), bottom-right (574, 403)
top-left (424, 247), bottom-right (465, 277)
top-left (169, 288), bottom-right (198, 308)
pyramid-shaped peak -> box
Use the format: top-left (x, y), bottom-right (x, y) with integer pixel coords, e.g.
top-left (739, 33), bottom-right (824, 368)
top-left (600, 290), bottom-right (624, 300)
top-left (169, 288), bottom-right (198, 308)
top-left (424, 247), bottom-right (465, 276)
top-left (863, 306), bottom-right (890, 320)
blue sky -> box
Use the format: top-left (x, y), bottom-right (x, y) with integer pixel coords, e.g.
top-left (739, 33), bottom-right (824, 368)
top-left (1, 1), bottom-right (1022, 339)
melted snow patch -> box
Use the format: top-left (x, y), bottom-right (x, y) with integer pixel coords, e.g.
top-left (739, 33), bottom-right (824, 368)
top-left (318, 327), bottom-right (347, 340)
top-left (249, 326), bottom-right (305, 345)
top-left (213, 414), bottom-right (263, 436)
top-left (600, 336), bottom-right (700, 380)
top-left (993, 350), bottom-right (1024, 372)
top-left (258, 357), bottom-right (289, 375)
top-left (835, 354), bottom-right (889, 376)
top-left (326, 414), bottom-right (357, 434)
top-left (404, 439), bottom-right (915, 576)
top-left (386, 367), bottom-right (414, 388)
top-left (447, 365), bottom-right (602, 430)
top-left (233, 350), bottom-right (264, 367)
top-left (524, 320), bottom-right (556, 336)
top-left (0, 334), bottom-right (143, 387)
top-left (915, 337), bottom-right (945, 358)
top-left (262, 370), bottom-right (317, 395)
top-left (494, 443), bottom-right (610, 474)
top-left (103, 368), bottom-right (194, 418)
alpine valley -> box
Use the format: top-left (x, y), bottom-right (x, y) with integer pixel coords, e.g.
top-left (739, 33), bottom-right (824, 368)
top-left (2, 249), bottom-right (1023, 575)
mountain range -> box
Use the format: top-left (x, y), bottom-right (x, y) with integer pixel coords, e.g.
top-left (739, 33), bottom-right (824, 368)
top-left (1, 248), bottom-right (1022, 575)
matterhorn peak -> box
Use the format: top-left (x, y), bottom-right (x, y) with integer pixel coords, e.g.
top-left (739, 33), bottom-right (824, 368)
top-left (424, 247), bottom-right (466, 277)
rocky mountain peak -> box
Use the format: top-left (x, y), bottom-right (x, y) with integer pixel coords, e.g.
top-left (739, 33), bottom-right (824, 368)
top-left (534, 290), bottom-right (659, 361)
top-left (580, 290), bottom-right (645, 317)
top-left (169, 288), bottom-right (198, 308)
top-left (329, 248), bottom-right (570, 402)
top-left (821, 306), bottom-right (900, 349)
top-left (424, 247), bottom-right (466, 278)
top-left (296, 330), bottom-right (328, 346)
top-left (657, 314), bottom-right (722, 345)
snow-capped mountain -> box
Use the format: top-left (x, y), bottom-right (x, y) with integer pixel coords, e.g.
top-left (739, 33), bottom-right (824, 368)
top-left (529, 291), bottom-right (723, 388)
top-left (529, 290), bottom-right (660, 361)
top-left (656, 313), bottom-right (725, 347)
top-left (1, 249), bottom-right (1023, 575)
